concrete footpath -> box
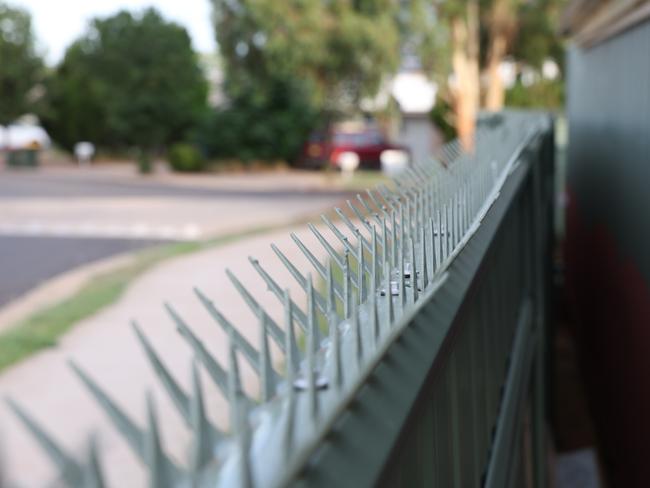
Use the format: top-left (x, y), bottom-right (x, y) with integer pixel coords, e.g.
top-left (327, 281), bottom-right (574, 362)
top-left (0, 224), bottom-right (329, 487)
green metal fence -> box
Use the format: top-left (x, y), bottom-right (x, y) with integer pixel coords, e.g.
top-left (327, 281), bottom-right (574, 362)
top-left (6, 111), bottom-right (554, 487)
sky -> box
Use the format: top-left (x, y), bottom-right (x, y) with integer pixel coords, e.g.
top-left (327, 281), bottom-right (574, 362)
top-left (14, 0), bottom-right (216, 65)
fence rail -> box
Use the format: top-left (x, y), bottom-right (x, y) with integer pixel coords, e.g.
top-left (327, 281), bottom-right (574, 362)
top-left (7, 110), bottom-right (554, 487)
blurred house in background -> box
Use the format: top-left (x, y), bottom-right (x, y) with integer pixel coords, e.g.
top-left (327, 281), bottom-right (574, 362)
top-left (389, 69), bottom-right (440, 164)
top-left (199, 53), bottom-right (226, 108)
top-left (362, 67), bottom-right (439, 164)
top-left (563, 1), bottom-right (650, 486)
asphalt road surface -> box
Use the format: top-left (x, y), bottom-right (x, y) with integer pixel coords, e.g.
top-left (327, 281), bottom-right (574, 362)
top-left (0, 170), bottom-right (349, 200)
top-left (0, 235), bottom-right (163, 307)
top-left (0, 169), bottom-right (348, 310)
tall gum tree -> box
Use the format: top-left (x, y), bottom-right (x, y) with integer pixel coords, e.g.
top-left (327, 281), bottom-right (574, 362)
top-left (0, 1), bottom-right (43, 126)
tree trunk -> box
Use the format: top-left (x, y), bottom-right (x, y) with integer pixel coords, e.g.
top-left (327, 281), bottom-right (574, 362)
top-left (450, 0), bottom-right (480, 152)
top-left (484, 33), bottom-right (508, 110)
top-left (484, 0), bottom-right (515, 111)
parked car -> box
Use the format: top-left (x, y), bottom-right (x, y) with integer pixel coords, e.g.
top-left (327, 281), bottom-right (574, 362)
top-left (298, 126), bottom-right (409, 171)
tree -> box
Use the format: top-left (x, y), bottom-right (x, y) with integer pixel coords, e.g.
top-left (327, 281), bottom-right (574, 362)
top-left (483, 0), bottom-right (517, 110)
top-left (484, 0), bottom-right (565, 110)
top-left (198, 76), bottom-right (318, 163)
top-left (0, 1), bottom-right (43, 125)
top-left (43, 8), bottom-right (207, 153)
top-left (408, 0), bottom-right (564, 147)
top-left (211, 0), bottom-right (400, 115)
top-left (402, 0), bottom-right (481, 149)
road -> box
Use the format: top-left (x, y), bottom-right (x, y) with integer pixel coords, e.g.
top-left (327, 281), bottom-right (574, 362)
top-left (0, 236), bottom-right (162, 307)
top-left (0, 167), bottom-right (348, 311)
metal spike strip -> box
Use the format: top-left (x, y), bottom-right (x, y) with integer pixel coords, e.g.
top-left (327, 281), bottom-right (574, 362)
top-left (226, 270), bottom-right (286, 350)
top-left (357, 229), bottom-right (367, 304)
top-left (227, 335), bottom-right (253, 488)
top-left (283, 290), bottom-right (297, 455)
top-left (189, 360), bottom-right (213, 472)
top-left (6, 112), bottom-right (547, 488)
top-left (272, 241), bottom-right (331, 311)
top-left (259, 314), bottom-right (276, 402)
top-left (306, 279), bottom-right (319, 424)
top-left (181, 296), bottom-right (260, 375)
top-left (343, 251), bottom-right (352, 319)
top-left (248, 256), bottom-right (308, 331)
top-left (5, 398), bottom-right (84, 486)
top-left (84, 435), bottom-right (105, 488)
top-left (145, 393), bottom-right (175, 488)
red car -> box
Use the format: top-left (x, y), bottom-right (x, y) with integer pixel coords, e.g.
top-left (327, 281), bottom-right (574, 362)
top-left (299, 127), bottom-right (409, 170)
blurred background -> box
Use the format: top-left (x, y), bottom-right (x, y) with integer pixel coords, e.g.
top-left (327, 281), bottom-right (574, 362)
top-left (0, 0), bottom-right (565, 171)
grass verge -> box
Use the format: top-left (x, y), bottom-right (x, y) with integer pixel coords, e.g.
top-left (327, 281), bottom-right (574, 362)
top-left (0, 225), bottom-right (280, 372)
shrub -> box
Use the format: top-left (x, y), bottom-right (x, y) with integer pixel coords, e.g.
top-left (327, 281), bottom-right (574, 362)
top-left (168, 143), bottom-right (205, 172)
top-left (197, 77), bottom-right (319, 164)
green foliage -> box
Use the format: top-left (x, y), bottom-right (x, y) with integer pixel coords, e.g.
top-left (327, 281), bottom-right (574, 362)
top-left (0, 1), bottom-right (44, 125)
top-left (168, 142), bottom-right (205, 172)
top-left (137, 150), bottom-right (153, 174)
top-left (42, 8), bottom-right (208, 152)
top-left (211, 0), bottom-right (400, 114)
top-left (505, 78), bottom-right (564, 109)
top-left (512, 0), bottom-right (565, 72)
top-left (430, 95), bottom-right (457, 142)
top-left (198, 76), bottom-right (319, 163)
top-left (409, 0), bottom-right (566, 110)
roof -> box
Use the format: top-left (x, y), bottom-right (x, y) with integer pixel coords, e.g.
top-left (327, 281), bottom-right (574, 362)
top-left (562, 0), bottom-right (650, 46)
